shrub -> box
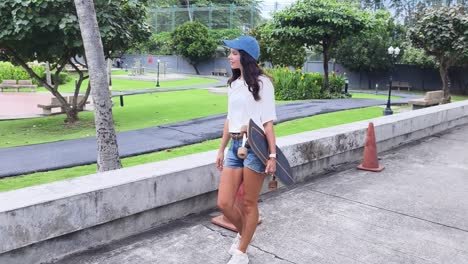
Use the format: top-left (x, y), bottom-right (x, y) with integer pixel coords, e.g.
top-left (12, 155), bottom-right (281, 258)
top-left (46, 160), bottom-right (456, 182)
top-left (265, 67), bottom-right (347, 100)
top-left (0, 61), bottom-right (71, 86)
top-left (0, 61), bottom-right (46, 85)
top-left (56, 72), bottom-right (71, 85)
top-left (328, 73), bottom-right (346, 94)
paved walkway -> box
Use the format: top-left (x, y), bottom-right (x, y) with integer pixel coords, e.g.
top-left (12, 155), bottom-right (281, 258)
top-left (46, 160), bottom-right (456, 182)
top-left (0, 92), bottom-right (58, 120)
top-left (0, 94), bottom-right (419, 177)
top-left (57, 124), bottom-right (468, 264)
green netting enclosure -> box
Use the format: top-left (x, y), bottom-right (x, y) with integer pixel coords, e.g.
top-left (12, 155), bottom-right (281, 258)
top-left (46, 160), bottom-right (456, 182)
top-left (148, 3), bottom-right (262, 33)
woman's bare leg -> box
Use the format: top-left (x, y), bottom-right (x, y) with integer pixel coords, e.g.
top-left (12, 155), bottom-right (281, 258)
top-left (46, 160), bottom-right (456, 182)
top-left (217, 167), bottom-right (244, 234)
top-left (238, 167), bottom-right (265, 252)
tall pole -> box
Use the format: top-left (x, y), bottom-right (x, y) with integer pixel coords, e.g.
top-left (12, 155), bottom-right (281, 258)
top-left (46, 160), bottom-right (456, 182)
top-left (171, 5), bottom-right (176, 32)
top-left (107, 57), bottom-right (112, 91)
top-left (383, 68), bottom-right (393, 115)
top-left (156, 59), bottom-right (160, 87)
top-left (384, 47), bottom-right (398, 116)
top-left (229, 3), bottom-right (234, 29)
top-left (208, 3), bottom-right (212, 30)
top-left (186, 0), bottom-right (193, 22)
top-left (250, 3), bottom-right (255, 29)
top-left (155, 7), bottom-right (158, 34)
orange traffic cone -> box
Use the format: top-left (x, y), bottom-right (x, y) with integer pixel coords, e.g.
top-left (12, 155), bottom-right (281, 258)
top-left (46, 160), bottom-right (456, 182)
top-left (357, 122), bottom-right (384, 172)
top-left (211, 183), bottom-right (261, 232)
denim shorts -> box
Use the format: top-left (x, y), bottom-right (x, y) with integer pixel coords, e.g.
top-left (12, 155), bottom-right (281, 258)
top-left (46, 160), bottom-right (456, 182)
top-left (224, 138), bottom-right (266, 174)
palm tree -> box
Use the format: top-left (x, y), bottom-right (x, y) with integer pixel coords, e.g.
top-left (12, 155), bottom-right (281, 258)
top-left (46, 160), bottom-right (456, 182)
top-left (73, 0), bottom-right (122, 171)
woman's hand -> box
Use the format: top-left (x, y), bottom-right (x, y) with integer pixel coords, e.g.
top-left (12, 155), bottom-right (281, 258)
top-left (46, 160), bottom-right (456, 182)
top-left (265, 158), bottom-right (277, 175)
top-left (216, 150), bottom-right (224, 171)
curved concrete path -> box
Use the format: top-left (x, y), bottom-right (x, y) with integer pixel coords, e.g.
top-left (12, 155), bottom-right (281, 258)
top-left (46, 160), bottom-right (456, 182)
top-left (0, 93), bottom-right (418, 178)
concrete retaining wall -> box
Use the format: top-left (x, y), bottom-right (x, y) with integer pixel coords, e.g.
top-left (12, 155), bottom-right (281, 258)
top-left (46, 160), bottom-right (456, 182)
top-left (1, 100), bottom-right (468, 264)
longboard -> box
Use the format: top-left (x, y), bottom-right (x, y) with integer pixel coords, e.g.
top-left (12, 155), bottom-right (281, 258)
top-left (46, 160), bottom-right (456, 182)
top-left (247, 119), bottom-right (295, 185)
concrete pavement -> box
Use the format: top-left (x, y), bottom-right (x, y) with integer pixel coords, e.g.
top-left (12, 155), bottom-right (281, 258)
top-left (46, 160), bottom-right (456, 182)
top-left (57, 124), bottom-right (468, 264)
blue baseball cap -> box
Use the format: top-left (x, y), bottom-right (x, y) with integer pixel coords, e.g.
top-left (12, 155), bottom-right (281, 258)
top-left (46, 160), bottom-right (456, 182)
top-left (222, 36), bottom-right (260, 61)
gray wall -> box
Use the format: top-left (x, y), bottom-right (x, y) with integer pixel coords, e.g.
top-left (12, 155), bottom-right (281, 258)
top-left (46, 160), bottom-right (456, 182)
top-left (120, 54), bottom-right (230, 76)
top-left (121, 55), bottom-right (468, 94)
top-left (304, 61), bottom-right (442, 91)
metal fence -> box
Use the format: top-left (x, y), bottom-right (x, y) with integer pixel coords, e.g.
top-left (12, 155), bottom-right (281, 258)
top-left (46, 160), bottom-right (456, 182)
top-left (147, 0), bottom-right (467, 33)
top-left (147, 2), bottom-right (296, 33)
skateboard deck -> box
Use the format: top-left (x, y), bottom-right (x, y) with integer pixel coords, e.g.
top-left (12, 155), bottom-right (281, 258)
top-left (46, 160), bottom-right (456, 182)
top-left (247, 119), bottom-right (294, 185)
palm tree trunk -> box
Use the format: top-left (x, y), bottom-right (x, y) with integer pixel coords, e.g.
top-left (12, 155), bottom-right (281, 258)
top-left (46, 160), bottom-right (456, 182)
top-left (73, 0), bottom-right (122, 172)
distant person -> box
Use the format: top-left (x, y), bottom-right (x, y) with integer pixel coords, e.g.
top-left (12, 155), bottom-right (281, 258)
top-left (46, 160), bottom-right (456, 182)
top-left (116, 58), bottom-right (122, 68)
top-left (216, 36), bottom-right (277, 264)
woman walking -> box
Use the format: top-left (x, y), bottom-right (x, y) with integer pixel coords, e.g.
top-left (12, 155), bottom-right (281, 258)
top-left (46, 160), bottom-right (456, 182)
top-left (216, 36), bottom-right (278, 264)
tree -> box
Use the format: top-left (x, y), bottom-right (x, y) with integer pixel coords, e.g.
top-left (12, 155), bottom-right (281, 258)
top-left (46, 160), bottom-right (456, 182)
top-left (172, 21), bottom-right (217, 74)
top-left (0, 0), bottom-right (151, 123)
top-left (128, 32), bottom-right (174, 55)
top-left (73, 0), bottom-right (122, 171)
top-left (400, 44), bottom-right (437, 69)
top-left (273, 0), bottom-right (373, 91)
top-left (332, 10), bottom-right (404, 88)
top-left (210, 29), bottom-right (243, 43)
top-left (408, 5), bottom-right (468, 103)
top-left (250, 23), bottom-right (306, 69)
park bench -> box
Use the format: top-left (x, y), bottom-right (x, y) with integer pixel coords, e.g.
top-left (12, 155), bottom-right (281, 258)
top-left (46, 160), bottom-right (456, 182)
top-left (0, 79), bottom-right (37, 92)
top-left (64, 64), bottom-right (88, 72)
top-left (408, 90), bottom-right (445, 110)
top-left (386, 81), bottom-right (412, 91)
top-left (37, 95), bottom-right (90, 115)
top-left (211, 68), bottom-right (228, 77)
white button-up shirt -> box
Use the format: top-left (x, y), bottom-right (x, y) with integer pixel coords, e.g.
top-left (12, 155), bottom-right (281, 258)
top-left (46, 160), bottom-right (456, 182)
top-left (227, 75), bottom-right (277, 132)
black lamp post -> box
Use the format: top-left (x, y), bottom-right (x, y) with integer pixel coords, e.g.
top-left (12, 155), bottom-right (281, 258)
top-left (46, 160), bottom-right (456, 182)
top-left (108, 50), bottom-right (112, 91)
top-left (344, 78), bottom-right (349, 94)
top-left (156, 58), bottom-right (160, 87)
top-left (383, 46), bottom-right (400, 116)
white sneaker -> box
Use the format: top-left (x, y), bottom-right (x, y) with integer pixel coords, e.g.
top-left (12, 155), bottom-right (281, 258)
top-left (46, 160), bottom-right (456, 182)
top-left (227, 249), bottom-right (249, 264)
top-left (228, 233), bottom-right (241, 255)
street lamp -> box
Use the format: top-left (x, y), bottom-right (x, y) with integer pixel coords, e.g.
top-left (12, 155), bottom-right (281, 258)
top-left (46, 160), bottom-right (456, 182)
top-left (156, 58), bottom-right (160, 87)
top-left (344, 78), bottom-right (349, 94)
top-left (108, 50), bottom-right (112, 91)
top-left (383, 46), bottom-right (400, 116)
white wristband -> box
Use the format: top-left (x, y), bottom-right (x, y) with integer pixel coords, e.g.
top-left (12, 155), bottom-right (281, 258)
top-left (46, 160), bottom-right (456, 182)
top-left (269, 153), bottom-right (277, 159)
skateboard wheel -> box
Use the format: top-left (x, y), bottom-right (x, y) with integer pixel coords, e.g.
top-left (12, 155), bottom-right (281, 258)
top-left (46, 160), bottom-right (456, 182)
top-left (237, 147), bottom-right (248, 159)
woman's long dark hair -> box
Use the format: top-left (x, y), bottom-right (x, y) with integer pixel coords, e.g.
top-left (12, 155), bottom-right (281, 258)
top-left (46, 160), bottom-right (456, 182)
top-left (228, 50), bottom-right (264, 101)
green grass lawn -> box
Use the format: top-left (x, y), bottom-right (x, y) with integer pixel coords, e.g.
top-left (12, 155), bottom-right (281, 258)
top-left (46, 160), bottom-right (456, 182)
top-left (35, 76), bottom-right (219, 93)
top-left (386, 90), bottom-right (468, 102)
top-left (112, 70), bottom-right (131, 75)
top-left (351, 93), bottom-right (400, 100)
top-left (452, 95), bottom-right (468, 101)
top-left (0, 90), bottom-right (228, 148)
top-left (0, 90), bottom-right (417, 149)
top-left (0, 106), bottom-right (383, 192)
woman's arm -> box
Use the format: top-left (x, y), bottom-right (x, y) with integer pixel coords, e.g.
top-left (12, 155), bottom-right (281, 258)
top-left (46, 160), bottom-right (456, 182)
top-left (263, 120), bottom-right (277, 174)
top-left (216, 119), bottom-right (230, 171)
top-left (219, 118), bottom-right (230, 151)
